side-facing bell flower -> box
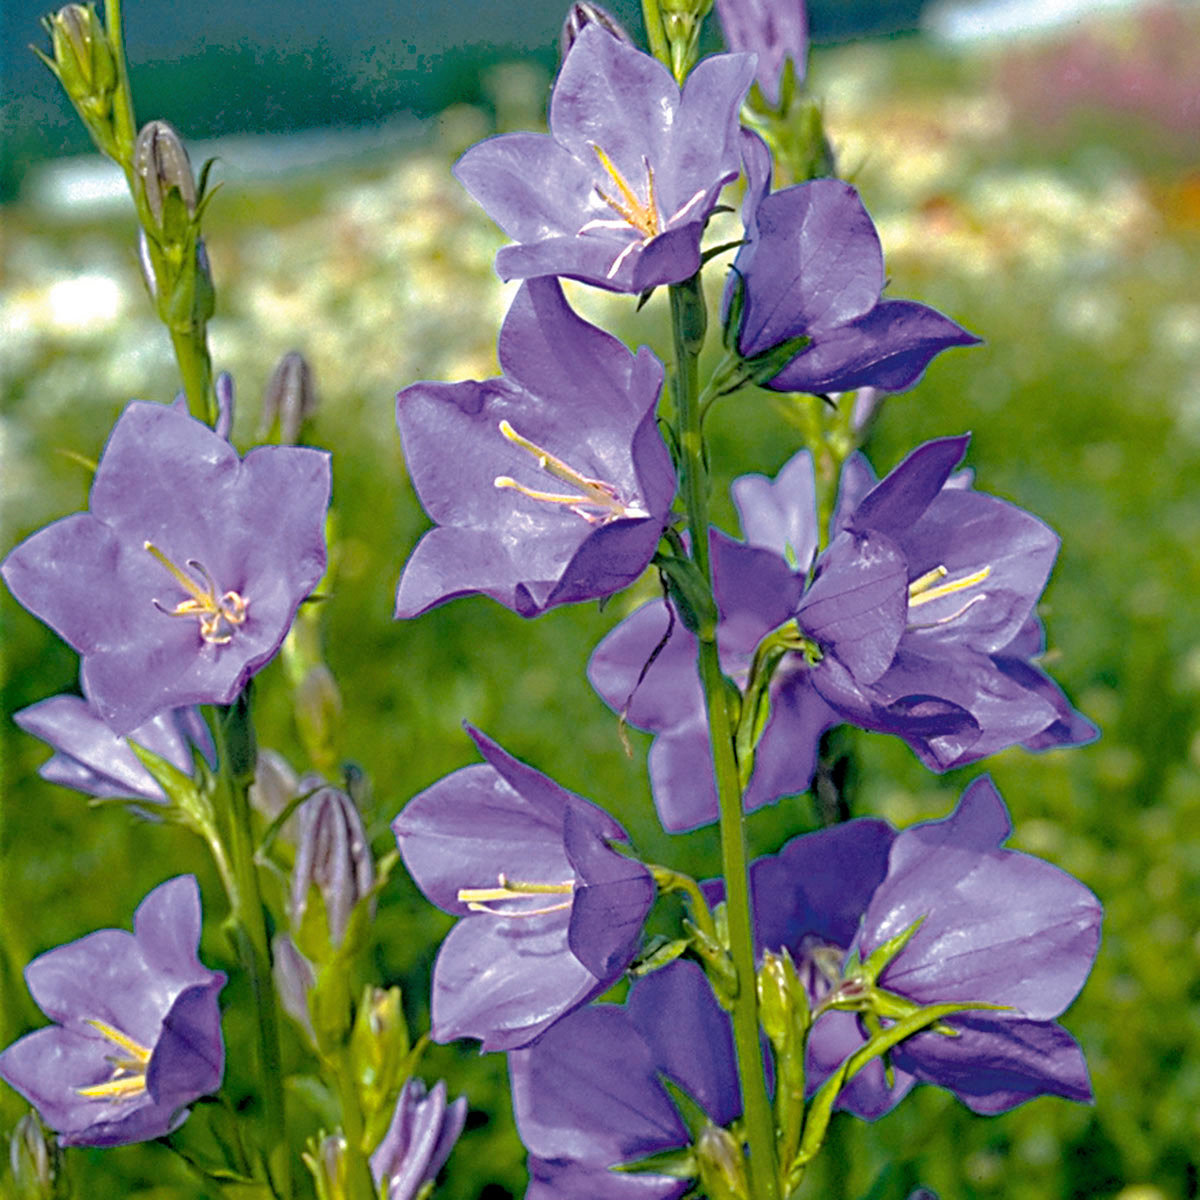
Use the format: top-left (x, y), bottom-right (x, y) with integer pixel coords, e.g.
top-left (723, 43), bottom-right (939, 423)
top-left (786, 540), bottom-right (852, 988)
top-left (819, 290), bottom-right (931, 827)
top-left (715, 0), bottom-right (809, 107)
top-left (2, 399), bottom-right (331, 734)
top-left (14, 689), bottom-right (212, 806)
top-left (370, 1078), bottom-right (468, 1200)
top-left (454, 23), bottom-right (753, 293)
top-left (392, 727), bottom-right (655, 1051)
top-left (724, 779), bottom-right (1100, 1119)
top-left (725, 131), bottom-right (979, 394)
top-left (0, 876), bottom-right (226, 1146)
top-left (396, 277), bottom-right (673, 618)
top-left (510, 960), bottom-right (739, 1199)
top-left (796, 435), bottom-right (1097, 770)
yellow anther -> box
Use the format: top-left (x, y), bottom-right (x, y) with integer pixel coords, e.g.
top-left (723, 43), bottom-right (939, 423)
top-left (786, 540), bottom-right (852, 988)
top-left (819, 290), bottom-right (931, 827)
top-left (908, 564), bottom-right (992, 608)
top-left (458, 874), bottom-right (575, 917)
top-left (145, 541), bottom-right (249, 644)
top-left (75, 1019), bottom-right (152, 1102)
top-left (589, 143), bottom-right (659, 239)
top-left (494, 420), bottom-right (648, 524)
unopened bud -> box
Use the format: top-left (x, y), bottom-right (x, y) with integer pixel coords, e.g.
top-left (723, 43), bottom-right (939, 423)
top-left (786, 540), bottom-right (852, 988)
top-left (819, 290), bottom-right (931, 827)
top-left (261, 351), bottom-right (318, 444)
top-left (302, 1131), bottom-right (350, 1200)
top-left (44, 4), bottom-right (116, 98)
top-left (695, 1125), bottom-right (748, 1200)
top-left (350, 986), bottom-right (413, 1141)
top-left (134, 120), bottom-right (196, 229)
top-left (295, 663), bottom-right (342, 777)
top-left (8, 1113), bottom-right (61, 1200)
top-left (273, 933), bottom-right (317, 1044)
top-left (291, 785), bottom-right (374, 951)
top-left (757, 947), bottom-right (809, 1050)
top-left (560, 2), bottom-right (634, 60)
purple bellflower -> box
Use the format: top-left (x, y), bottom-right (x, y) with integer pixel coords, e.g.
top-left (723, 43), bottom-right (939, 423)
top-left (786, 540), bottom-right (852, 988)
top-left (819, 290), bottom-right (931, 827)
top-left (371, 1078), bottom-right (468, 1200)
top-left (510, 960), bottom-right (738, 1200)
top-left (454, 23), bottom-right (754, 293)
top-left (396, 277), bottom-right (673, 618)
top-left (1, 400), bottom-right (331, 735)
top-left (797, 434), bottom-right (1097, 771)
top-left (14, 690), bottom-right (213, 806)
top-left (715, 0), bottom-right (809, 106)
top-left (0, 876), bottom-right (226, 1146)
top-left (726, 132), bottom-right (979, 394)
top-left (392, 727), bottom-right (655, 1051)
top-left (731, 778), bottom-right (1100, 1118)
top-left (591, 441), bottom-right (1094, 830)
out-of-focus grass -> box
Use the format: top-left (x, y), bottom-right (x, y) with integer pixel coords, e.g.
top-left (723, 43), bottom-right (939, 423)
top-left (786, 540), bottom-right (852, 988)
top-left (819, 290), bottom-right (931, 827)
top-left (2, 9), bottom-right (1199, 1199)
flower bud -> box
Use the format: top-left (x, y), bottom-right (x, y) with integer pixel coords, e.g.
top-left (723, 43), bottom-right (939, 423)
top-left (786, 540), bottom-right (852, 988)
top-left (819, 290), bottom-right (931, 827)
top-left (134, 120), bottom-right (196, 230)
top-left (43, 5), bottom-right (116, 103)
top-left (261, 350), bottom-right (319, 444)
top-left (250, 748), bottom-right (300, 822)
top-left (350, 986), bottom-right (411, 1141)
top-left (8, 1113), bottom-right (61, 1200)
top-left (291, 784), bottom-right (374, 952)
top-left (370, 1079), bottom-right (467, 1200)
top-left (303, 1131), bottom-right (351, 1200)
top-left (756, 947), bottom-right (809, 1050)
top-left (695, 1124), bottom-right (748, 1200)
top-left (559, 2), bottom-right (634, 60)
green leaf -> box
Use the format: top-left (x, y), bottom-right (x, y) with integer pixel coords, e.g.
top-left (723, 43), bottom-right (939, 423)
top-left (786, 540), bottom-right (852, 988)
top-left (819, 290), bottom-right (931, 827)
top-left (611, 1144), bottom-right (698, 1179)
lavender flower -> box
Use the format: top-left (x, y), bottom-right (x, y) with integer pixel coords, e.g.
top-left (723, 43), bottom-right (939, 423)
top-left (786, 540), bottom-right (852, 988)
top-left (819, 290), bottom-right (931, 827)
top-left (392, 727), bottom-right (654, 1051)
top-left (510, 960), bottom-right (737, 1200)
top-left (1, 400), bottom-right (331, 734)
top-left (454, 23), bottom-right (753, 293)
top-left (14, 691), bottom-right (212, 805)
top-left (370, 1078), bottom-right (467, 1200)
top-left (797, 435), bottom-right (1097, 770)
top-left (736, 779), bottom-right (1101, 1117)
top-left (592, 442), bottom-right (1094, 830)
top-left (396, 278), bottom-right (673, 618)
top-left (0, 876), bottom-right (226, 1146)
top-left (726, 132), bottom-right (979, 394)
top-left (715, 0), bottom-right (809, 105)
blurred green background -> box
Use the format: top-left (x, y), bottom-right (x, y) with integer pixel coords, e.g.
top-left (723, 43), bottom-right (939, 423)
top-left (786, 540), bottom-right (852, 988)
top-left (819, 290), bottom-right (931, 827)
top-left (2, 2), bottom-right (1200, 1198)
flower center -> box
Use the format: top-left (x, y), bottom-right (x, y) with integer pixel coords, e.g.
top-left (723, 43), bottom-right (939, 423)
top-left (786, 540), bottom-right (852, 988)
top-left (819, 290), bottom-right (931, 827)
top-left (577, 142), bottom-right (708, 279)
top-left (906, 563), bottom-right (991, 628)
top-left (457, 873), bottom-right (575, 918)
top-left (493, 419), bottom-right (649, 525)
top-left (145, 541), bottom-right (248, 645)
top-left (75, 1019), bottom-right (152, 1101)
top-left (792, 934), bottom-right (844, 1005)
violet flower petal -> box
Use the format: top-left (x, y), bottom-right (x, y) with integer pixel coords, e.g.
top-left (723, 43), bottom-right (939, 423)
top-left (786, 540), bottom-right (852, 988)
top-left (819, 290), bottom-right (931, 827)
top-left (715, 0), bottom-right (809, 105)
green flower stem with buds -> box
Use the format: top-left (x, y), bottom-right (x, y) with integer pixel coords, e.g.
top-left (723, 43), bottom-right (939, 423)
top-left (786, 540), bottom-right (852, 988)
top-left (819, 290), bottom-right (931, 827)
top-left (209, 692), bottom-right (292, 1200)
top-left (669, 276), bottom-right (781, 1200)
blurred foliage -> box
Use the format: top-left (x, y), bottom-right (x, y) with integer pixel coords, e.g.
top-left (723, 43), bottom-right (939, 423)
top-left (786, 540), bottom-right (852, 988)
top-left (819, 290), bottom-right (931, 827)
top-left (2, 6), bottom-right (1200, 1199)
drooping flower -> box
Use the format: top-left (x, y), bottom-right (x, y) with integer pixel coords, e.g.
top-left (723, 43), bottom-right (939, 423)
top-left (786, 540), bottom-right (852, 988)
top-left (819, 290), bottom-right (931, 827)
top-left (454, 23), bottom-right (754, 293)
top-left (730, 778), bottom-right (1101, 1118)
top-left (510, 960), bottom-right (738, 1200)
top-left (395, 277), bottom-right (673, 618)
top-left (1, 400), bottom-right (331, 735)
top-left (14, 689), bottom-right (213, 806)
top-left (715, 0), bottom-right (809, 106)
top-left (591, 440), bottom-right (1094, 830)
top-left (392, 727), bottom-right (654, 1051)
top-left (796, 434), bottom-right (1097, 771)
top-left (370, 1078), bottom-right (468, 1200)
top-left (725, 131), bottom-right (979, 394)
top-left (0, 876), bottom-right (226, 1146)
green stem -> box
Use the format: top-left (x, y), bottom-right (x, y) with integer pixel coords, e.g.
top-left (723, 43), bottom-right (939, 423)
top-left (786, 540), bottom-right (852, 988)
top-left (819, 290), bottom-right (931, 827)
top-left (211, 698), bottom-right (292, 1200)
top-left (332, 1048), bottom-right (377, 1200)
top-left (170, 324), bottom-right (216, 425)
top-left (640, 0), bottom-right (671, 72)
top-left (668, 278), bottom-right (781, 1200)
top-left (102, 0), bottom-right (137, 159)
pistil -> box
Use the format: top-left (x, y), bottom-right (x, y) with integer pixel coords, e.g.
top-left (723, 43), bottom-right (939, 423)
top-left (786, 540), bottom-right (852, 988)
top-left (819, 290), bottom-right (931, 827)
top-left (144, 541), bottom-right (248, 644)
top-left (907, 563), bottom-right (991, 628)
top-left (494, 420), bottom-right (648, 524)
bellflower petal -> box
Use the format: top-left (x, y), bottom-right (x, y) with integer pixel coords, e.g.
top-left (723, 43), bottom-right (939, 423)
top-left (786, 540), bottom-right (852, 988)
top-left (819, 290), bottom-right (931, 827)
top-left (727, 176), bottom-right (978, 393)
top-left (370, 1078), bottom-right (467, 1200)
top-left (396, 278), bottom-right (672, 618)
top-left (392, 728), bottom-right (653, 1050)
top-left (14, 691), bottom-right (212, 805)
top-left (510, 961), bottom-right (736, 1197)
top-left (715, 0), bottom-right (809, 105)
top-left (1, 401), bottom-right (330, 735)
top-left (746, 780), bottom-right (1100, 1118)
top-left (0, 876), bottom-right (225, 1146)
top-left (455, 24), bottom-right (753, 292)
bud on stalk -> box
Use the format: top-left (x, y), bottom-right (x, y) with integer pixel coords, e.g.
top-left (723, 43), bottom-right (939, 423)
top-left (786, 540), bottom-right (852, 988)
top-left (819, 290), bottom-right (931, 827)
top-left (559, 2), bottom-right (634, 60)
top-left (37, 4), bottom-right (122, 158)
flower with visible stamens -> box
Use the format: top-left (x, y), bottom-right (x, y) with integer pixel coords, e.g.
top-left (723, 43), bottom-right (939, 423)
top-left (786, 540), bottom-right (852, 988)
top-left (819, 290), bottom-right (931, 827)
top-left (392, 727), bottom-right (655, 1051)
top-left (395, 277), bottom-right (673, 619)
top-left (1, 398), bottom-right (331, 734)
top-left (453, 23), bottom-right (753, 293)
top-left (0, 876), bottom-right (225, 1146)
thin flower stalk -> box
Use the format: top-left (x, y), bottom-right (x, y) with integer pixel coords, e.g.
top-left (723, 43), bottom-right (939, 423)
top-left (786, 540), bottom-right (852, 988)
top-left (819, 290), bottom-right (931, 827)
top-left (669, 275), bottom-right (781, 1200)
